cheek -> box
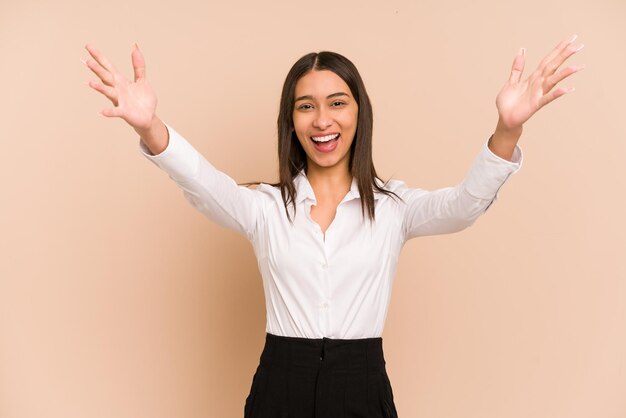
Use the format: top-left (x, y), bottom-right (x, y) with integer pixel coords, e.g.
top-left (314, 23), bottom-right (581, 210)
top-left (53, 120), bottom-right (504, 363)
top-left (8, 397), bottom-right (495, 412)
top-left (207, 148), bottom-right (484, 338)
top-left (291, 125), bottom-right (307, 146)
top-left (292, 114), bottom-right (306, 134)
top-left (341, 107), bottom-right (358, 125)
top-left (351, 109), bottom-right (359, 128)
top-left (341, 112), bottom-right (358, 131)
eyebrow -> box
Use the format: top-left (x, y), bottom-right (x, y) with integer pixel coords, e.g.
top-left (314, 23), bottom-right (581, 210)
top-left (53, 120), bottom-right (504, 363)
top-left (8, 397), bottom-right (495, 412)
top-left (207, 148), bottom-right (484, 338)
top-left (294, 92), bottom-right (350, 102)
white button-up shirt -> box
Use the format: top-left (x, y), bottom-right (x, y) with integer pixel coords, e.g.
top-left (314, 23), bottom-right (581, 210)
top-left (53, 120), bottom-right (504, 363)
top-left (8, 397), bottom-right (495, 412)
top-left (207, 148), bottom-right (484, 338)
top-left (139, 123), bottom-right (523, 339)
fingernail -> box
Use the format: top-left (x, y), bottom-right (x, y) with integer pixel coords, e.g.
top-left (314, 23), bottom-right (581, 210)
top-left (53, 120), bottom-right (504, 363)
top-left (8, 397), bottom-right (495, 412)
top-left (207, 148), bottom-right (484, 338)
top-left (80, 57), bottom-right (87, 65)
top-left (575, 43), bottom-right (585, 52)
top-left (519, 47), bottom-right (525, 56)
top-left (568, 87), bottom-right (576, 93)
top-left (568, 34), bottom-right (578, 43)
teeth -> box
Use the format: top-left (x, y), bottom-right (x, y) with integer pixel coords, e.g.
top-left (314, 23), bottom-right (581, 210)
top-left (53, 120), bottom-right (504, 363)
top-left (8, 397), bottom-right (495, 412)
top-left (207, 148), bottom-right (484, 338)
top-left (311, 133), bottom-right (339, 143)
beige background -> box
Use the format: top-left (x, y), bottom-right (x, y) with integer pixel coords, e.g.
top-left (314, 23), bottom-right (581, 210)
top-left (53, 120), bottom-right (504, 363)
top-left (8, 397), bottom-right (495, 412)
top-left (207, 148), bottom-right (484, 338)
top-left (1, 0), bottom-right (624, 417)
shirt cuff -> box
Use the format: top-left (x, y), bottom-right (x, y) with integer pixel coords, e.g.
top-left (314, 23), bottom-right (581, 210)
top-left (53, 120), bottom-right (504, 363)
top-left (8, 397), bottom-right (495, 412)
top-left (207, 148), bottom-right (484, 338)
top-left (138, 122), bottom-right (200, 183)
top-left (461, 137), bottom-right (523, 200)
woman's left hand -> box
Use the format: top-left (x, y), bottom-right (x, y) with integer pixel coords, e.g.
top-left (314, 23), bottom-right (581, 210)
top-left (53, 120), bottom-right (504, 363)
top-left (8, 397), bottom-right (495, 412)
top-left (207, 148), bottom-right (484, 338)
top-left (495, 34), bottom-right (585, 130)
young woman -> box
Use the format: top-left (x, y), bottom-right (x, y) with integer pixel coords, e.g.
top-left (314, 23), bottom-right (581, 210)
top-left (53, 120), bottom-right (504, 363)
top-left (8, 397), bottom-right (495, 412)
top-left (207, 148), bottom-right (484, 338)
top-left (82, 35), bottom-right (584, 418)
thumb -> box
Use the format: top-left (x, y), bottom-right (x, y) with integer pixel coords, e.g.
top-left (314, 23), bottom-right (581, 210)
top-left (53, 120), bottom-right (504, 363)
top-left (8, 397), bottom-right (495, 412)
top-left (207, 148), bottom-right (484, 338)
top-left (131, 42), bottom-right (146, 82)
top-left (508, 47), bottom-right (525, 84)
top-left (100, 107), bottom-right (123, 118)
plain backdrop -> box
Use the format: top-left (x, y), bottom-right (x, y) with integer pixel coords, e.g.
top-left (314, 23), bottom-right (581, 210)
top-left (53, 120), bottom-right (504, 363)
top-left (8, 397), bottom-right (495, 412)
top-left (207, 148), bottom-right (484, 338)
top-left (1, 0), bottom-right (625, 417)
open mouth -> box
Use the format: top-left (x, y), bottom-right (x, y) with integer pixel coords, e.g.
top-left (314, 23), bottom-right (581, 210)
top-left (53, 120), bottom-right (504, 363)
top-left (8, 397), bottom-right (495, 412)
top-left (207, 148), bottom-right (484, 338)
top-left (310, 133), bottom-right (340, 153)
top-left (311, 133), bottom-right (340, 143)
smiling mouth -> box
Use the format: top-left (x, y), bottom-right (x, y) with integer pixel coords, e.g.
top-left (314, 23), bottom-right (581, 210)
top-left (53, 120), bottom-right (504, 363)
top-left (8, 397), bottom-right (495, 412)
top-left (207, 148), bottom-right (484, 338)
top-left (310, 133), bottom-right (340, 153)
top-left (311, 133), bottom-right (340, 143)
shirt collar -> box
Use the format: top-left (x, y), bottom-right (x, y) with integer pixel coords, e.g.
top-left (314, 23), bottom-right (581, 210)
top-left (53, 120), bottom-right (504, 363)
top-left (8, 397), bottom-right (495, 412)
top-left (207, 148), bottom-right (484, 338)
top-left (293, 168), bottom-right (384, 204)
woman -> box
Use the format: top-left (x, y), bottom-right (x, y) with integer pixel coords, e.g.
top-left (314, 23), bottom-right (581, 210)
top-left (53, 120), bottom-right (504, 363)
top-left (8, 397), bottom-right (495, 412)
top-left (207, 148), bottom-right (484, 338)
top-left (82, 35), bottom-right (584, 418)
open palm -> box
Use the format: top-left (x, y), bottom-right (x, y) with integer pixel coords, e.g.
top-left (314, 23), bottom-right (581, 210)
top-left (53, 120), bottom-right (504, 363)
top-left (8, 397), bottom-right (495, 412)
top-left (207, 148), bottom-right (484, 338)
top-left (82, 43), bottom-right (157, 131)
top-left (496, 34), bottom-right (585, 130)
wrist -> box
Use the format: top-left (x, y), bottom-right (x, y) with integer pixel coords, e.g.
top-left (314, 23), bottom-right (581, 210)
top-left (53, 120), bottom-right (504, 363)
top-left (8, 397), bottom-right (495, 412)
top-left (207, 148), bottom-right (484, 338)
top-left (489, 119), bottom-right (522, 162)
top-left (134, 114), bottom-right (159, 137)
top-left (135, 116), bottom-right (169, 155)
top-left (494, 118), bottom-right (523, 141)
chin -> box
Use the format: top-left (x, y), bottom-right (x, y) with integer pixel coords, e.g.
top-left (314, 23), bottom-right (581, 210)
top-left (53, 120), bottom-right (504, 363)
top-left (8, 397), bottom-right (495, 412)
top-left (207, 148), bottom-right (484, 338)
top-left (310, 155), bottom-right (349, 169)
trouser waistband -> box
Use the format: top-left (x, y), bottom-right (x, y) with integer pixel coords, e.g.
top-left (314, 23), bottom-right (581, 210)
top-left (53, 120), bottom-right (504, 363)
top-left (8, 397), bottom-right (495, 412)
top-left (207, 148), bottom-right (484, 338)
top-left (259, 332), bottom-right (386, 372)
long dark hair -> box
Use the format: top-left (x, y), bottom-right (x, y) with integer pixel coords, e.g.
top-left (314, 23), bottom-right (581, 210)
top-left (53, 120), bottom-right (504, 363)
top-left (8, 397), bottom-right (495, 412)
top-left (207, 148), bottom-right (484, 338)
top-left (241, 51), bottom-right (401, 223)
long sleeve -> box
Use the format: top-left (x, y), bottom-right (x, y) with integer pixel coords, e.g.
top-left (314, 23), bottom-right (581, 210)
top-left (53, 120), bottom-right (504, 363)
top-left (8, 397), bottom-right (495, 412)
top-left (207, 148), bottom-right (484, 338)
top-left (138, 123), bottom-right (266, 241)
top-left (401, 137), bottom-right (523, 242)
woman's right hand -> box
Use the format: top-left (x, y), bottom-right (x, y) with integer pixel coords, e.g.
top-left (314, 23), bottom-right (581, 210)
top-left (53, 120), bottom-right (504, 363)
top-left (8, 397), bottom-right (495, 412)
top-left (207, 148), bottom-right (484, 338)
top-left (83, 43), bottom-right (157, 132)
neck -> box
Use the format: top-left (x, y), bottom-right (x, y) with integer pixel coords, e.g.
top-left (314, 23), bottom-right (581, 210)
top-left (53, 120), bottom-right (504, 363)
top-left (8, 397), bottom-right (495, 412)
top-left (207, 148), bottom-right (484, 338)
top-left (305, 161), bottom-right (352, 200)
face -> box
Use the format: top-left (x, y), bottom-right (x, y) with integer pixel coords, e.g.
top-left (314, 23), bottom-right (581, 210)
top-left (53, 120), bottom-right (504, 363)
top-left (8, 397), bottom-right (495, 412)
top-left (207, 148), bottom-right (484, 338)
top-left (292, 70), bottom-right (358, 174)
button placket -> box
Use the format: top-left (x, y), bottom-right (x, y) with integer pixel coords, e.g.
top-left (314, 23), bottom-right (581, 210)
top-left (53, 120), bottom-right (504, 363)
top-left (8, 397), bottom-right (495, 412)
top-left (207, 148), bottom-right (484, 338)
top-left (319, 206), bottom-right (337, 338)
top-left (319, 256), bottom-right (330, 335)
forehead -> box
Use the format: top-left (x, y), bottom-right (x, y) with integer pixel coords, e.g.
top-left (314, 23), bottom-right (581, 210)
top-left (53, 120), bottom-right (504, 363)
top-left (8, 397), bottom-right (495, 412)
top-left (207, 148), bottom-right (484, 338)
top-left (294, 70), bottom-right (352, 98)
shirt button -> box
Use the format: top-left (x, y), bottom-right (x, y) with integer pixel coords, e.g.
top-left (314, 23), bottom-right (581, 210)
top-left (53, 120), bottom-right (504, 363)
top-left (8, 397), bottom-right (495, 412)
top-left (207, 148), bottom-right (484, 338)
top-left (321, 302), bottom-right (329, 309)
top-left (322, 262), bottom-right (328, 269)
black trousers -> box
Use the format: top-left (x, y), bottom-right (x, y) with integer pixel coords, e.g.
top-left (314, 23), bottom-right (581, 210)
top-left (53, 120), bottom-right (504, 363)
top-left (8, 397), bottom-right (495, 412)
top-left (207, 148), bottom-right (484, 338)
top-left (243, 332), bottom-right (399, 418)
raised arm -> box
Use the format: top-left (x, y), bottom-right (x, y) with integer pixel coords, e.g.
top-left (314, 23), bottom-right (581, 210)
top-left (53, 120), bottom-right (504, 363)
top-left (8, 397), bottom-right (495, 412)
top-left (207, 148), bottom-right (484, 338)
top-left (402, 34), bottom-right (584, 242)
top-left (490, 34), bottom-right (585, 159)
top-left (81, 43), bottom-right (266, 241)
top-left (401, 139), bottom-right (522, 242)
top-left (82, 42), bottom-right (168, 151)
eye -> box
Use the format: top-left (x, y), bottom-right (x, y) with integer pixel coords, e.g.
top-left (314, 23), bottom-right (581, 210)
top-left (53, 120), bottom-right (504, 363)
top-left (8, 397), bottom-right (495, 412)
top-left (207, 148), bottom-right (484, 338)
top-left (297, 104), bottom-right (313, 110)
top-left (331, 101), bottom-right (346, 107)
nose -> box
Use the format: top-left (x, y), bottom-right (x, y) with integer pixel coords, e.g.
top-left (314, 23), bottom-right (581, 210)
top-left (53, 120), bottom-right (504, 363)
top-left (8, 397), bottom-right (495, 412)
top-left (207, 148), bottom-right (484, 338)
top-left (312, 106), bottom-right (332, 130)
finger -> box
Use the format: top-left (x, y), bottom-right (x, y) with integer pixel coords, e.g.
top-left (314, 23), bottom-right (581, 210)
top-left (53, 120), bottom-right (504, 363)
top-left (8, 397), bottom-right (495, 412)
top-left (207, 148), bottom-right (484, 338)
top-left (508, 48), bottom-right (526, 84)
top-left (131, 43), bottom-right (146, 82)
top-left (84, 43), bottom-right (117, 74)
top-left (538, 85), bottom-right (575, 109)
top-left (84, 57), bottom-right (115, 86)
top-left (536, 34), bottom-right (582, 76)
top-left (536, 34), bottom-right (577, 71)
top-left (544, 64), bottom-right (585, 94)
top-left (100, 107), bottom-right (123, 118)
top-left (542, 42), bottom-right (584, 78)
top-left (86, 79), bottom-right (119, 105)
